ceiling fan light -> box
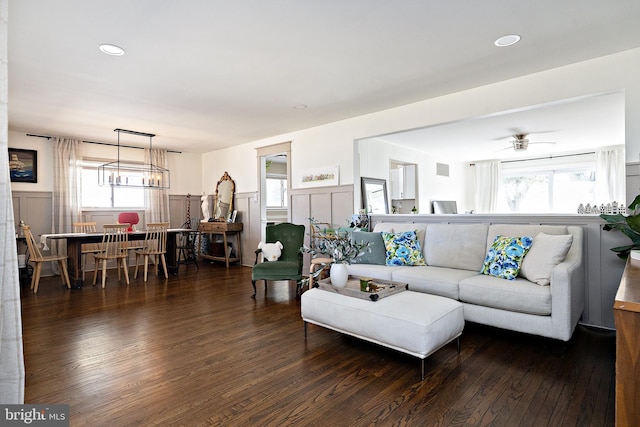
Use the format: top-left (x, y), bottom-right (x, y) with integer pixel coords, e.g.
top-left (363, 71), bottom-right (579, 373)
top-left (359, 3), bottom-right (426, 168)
top-left (513, 140), bottom-right (529, 151)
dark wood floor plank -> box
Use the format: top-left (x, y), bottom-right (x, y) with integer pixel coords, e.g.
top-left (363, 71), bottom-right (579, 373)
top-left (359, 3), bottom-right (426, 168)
top-left (21, 263), bottom-right (615, 426)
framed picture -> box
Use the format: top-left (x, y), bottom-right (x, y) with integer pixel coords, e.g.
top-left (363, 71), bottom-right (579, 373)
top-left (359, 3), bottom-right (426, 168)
top-left (229, 210), bottom-right (238, 223)
top-left (8, 148), bottom-right (37, 183)
top-left (299, 166), bottom-right (339, 188)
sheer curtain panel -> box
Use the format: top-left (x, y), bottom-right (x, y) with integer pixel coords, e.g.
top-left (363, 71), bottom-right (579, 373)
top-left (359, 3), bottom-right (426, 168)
top-left (52, 138), bottom-right (83, 267)
top-left (144, 148), bottom-right (170, 223)
top-left (0, 0), bottom-right (25, 403)
top-left (474, 160), bottom-right (501, 213)
top-left (595, 146), bottom-right (625, 205)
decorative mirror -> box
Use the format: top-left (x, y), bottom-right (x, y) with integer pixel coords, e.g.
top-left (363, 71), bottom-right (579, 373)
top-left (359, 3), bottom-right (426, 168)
top-left (214, 171), bottom-right (235, 221)
top-left (361, 177), bottom-right (389, 214)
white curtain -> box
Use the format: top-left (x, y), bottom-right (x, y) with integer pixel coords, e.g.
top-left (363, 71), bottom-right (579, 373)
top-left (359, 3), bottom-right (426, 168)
top-left (474, 160), bottom-right (501, 213)
top-left (595, 146), bottom-right (625, 205)
top-left (144, 148), bottom-right (170, 223)
top-left (51, 138), bottom-right (83, 265)
top-left (0, 0), bottom-right (25, 403)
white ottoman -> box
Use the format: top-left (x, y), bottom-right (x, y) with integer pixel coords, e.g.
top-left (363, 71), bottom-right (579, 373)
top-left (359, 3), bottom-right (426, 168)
top-left (301, 288), bottom-right (464, 380)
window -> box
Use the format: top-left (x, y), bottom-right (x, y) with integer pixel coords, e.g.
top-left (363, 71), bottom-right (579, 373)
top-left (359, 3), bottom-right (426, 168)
top-left (498, 158), bottom-right (596, 213)
top-left (81, 161), bottom-right (145, 208)
top-left (266, 176), bottom-right (287, 208)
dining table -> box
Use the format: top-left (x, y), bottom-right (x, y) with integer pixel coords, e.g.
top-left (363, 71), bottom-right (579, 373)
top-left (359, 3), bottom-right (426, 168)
top-left (43, 228), bottom-right (192, 288)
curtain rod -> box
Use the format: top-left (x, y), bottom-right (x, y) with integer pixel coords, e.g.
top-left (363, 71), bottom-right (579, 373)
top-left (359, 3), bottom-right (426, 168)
top-left (26, 133), bottom-right (182, 154)
top-left (469, 151), bottom-right (595, 166)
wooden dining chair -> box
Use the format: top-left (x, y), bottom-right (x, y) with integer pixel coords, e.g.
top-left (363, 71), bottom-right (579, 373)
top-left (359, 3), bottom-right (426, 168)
top-left (73, 221), bottom-right (100, 280)
top-left (93, 223), bottom-right (130, 288)
top-left (134, 222), bottom-right (169, 282)
top-left (21, 224), bottom-right (71, 293)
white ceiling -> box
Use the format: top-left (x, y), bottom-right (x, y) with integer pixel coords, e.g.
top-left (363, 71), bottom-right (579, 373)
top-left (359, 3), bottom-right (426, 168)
top-left (8, 1), bottom-right (640, 153)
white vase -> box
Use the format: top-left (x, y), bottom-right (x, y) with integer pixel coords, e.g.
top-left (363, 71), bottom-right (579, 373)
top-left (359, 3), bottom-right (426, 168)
top-left (330, 263), bottom-right (349, 288)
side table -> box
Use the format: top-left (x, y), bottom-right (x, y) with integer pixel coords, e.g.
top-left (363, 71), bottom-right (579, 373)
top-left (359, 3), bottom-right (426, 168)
top-left (198, 222), bottom-right (243, 267)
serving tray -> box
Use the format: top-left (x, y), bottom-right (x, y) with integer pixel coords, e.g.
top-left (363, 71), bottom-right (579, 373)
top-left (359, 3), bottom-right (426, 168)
top-left (316, 276), bottom-right (408, 301)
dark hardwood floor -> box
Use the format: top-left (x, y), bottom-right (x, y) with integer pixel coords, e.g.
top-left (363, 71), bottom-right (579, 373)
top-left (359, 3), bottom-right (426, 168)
top-left (21, 263), bottom-right (615, 426)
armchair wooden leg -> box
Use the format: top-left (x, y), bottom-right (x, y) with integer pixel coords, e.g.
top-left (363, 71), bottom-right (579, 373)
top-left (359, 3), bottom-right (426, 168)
top-left (251, 280), bottom-right (257, 298)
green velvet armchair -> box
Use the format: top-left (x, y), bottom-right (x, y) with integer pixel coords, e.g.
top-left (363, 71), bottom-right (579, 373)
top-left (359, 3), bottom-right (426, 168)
top-left (251, 222), bottom-right (305, 298)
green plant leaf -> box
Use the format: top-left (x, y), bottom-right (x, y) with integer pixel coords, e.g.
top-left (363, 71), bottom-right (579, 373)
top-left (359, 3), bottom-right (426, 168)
top-left (627, 214), bottom-right (640, 234)
top-left (600, 200), bottom-right (640, 259)
top-left (629, 194), bottom-right (640, 211)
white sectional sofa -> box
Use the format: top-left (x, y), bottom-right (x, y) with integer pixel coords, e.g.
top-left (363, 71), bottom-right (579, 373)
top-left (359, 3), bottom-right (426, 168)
top-left (346, 222), bottom-right (584, 341)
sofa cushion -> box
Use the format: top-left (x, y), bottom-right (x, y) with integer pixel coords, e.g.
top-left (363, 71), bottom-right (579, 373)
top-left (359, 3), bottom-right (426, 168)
top-left (373, 222), bottom-right (427, 251)
top-left (459, 274), bottom-right (551, 315)
top-left (481, 235), bottom-right (533, 280)
top-left (382, 231), bottom-right (426, 266)
top-left (350, 231), bottom-right (386, 265)
top-left (423, 223), bottom-right (488, 271)
top-left (486, 224), bottom-right (568, 249)
top-left (346, 264), bottom-right (401, 281)
top-left (521, 232), bottom-right (573, 286)
top-left (391, 266), bottom-right (479, 300)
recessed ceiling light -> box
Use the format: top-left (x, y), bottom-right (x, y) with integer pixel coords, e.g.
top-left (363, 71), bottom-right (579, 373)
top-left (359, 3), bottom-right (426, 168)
top-left (494, 34), bottom-right (521, 47)
top-left (293, 104), bottom-right (308, 110)
top-left (98, 44), bottom-right (125, 56)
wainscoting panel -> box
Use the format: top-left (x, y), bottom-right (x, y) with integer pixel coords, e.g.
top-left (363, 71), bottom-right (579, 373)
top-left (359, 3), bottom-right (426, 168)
top-left (234, 191), bottom-right (258, 267)
top-left (290, 184), bottom-right (355, 272)
top-left (12, 191), bottom-right (54, 276)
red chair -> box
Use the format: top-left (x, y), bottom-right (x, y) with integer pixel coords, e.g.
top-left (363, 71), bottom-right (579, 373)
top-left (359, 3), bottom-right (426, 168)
top-left (118, 212), bottom-right (139, 232)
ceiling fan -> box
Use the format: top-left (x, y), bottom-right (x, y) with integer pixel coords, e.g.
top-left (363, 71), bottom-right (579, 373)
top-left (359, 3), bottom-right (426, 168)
top-left (501, 133), bottom-right (556, 151)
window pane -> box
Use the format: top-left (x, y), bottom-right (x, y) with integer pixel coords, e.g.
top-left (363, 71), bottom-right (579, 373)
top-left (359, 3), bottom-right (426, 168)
top-left (81, 168), bottom-right (111, 208)
top-left (502, 174), bottom-right (550, 213)
top-left (552, 170), bottom-right (596, 213)
top-left (266, 178), bottom-right (282, 207)
top-left (282, 183), bottom-right (288, 207)
top-left (500, 166), bottom-right (595, 213)
top-left (81, 166), bottom-right (145, 208)
top-left (114, 187), bottom-right (145, 208)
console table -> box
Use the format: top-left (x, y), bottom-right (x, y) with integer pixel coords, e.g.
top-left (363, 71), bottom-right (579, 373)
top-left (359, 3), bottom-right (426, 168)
top-left (199, 222), bottom-right (243, 267)
top-left (614, 257), bottom-right (640, 426)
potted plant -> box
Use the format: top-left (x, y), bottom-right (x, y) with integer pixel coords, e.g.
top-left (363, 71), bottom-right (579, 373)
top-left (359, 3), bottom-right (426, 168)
top-left (300, 218), bottom-right (372, 287)
top-left (600, 194), bottom-right (640, 259)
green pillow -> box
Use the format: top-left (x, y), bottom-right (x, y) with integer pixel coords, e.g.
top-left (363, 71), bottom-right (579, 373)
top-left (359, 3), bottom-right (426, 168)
top-left (481, 235), bottom-right (533, 280)
top-left (382, 231), bottom-right (426, 266)
top-left (350, 231), bottom-right (386, 265)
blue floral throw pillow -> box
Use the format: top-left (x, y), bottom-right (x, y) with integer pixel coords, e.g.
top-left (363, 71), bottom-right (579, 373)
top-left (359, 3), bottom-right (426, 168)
top-left (382, 231), bottom-right (426, 266)
top-left (481, 235), bottom-right (533, 280)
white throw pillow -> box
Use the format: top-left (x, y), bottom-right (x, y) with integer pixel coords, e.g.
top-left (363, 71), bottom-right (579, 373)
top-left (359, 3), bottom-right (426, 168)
top-left (520, 233), bottom-right (573, 286)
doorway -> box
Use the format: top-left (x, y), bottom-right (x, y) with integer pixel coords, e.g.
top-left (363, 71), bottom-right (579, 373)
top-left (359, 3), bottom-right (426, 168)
top-left (264, 153), bottom-right (288, 225)
top-left (257, 142), bottom-right (291, 239)
top-left (389, 160), bottom-right (418, 214)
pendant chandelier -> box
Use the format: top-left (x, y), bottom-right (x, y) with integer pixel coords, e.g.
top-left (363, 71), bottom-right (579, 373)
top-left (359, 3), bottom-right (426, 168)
top-left (98, 128), bottom-right (170, 189)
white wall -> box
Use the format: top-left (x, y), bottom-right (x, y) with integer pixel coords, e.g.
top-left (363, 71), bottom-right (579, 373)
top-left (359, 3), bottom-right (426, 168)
top-left (204, 47), bottom-right (640, 212)
top-left (8, 130), bottom-right (203, 196)
top-left (358, 138), bottom-right (468, 213)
